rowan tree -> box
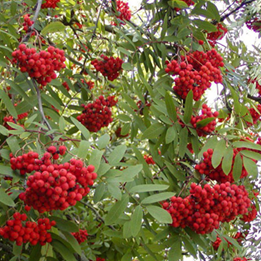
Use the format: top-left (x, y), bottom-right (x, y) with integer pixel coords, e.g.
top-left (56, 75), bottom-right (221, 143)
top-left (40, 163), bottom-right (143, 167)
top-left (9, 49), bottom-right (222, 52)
top-left (0, 0), bottom-right (260, 260)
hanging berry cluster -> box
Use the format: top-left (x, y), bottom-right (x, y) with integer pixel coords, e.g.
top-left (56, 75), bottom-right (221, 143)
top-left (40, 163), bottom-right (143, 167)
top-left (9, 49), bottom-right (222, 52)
top-left (207, 23), bottom-right (228, 46)
top-left (165, 49), bottom-right (224, 101)
top-left (91, 55), bottom-right (123, 81)
top-left (246, 104), bottom-right (261, 126)
top-left (241, 204), bottom-right (257, 222)
top-left (22, 14), bottom-right (34, 33)
top-left (114, 0), bottom-right (132, 25)
top-left (41, 0), bottom-right (61, 9)
top-left (179, 104), bottom-right (218, 136)
top-left (195, 148), bottom-right (250, 183)
top-left (162, 182), bottom-right (252, 234)
top-left (77, 95), bottom-right (117, 132)
top-left (3, 110), bottom-right (28, 130)
top-left (12, 44), bottom-right (66, 87)
top-left (72, 229), bottom-right (88, 244)
top-left (0, 213), bottom-right (55, 246)
top-left (10, 146), bottom-right (97, 213)
top-left (212, 232), bottom-right (244, 250)
top-left (143, 155), bottom-right (155, 165)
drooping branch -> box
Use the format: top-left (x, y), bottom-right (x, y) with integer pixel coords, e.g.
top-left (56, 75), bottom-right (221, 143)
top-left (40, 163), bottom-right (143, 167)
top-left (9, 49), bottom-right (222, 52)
top-left (220, 0), bottom-right (256, 22)
top-left (32, 80), bottom-right (53, 132)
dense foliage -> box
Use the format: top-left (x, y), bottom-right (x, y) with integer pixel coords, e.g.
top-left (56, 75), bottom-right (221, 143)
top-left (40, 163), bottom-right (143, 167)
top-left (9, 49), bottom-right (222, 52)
top-left (0, 0), bottom-right (261, 260)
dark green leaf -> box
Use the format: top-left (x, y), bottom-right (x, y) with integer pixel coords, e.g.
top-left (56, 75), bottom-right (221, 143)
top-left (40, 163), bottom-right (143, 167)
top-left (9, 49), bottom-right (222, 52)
top-left (212, 139), bottom-right (226, 168)
top-left (193, 19), bottom-right (218, 32)
top-left (222, 146), bottom-right (233, 175)
top-left (141, 192), bottom-right (175, 204)
top-left (141, 123), bottom-right (165, 140)
top-left (108, 145), bottom-right (127, 165)
top-left (0, 188), bottom-right (15, 207)
top-left (41, 22), bottom-right (66, 36)
top-left (165, 92), bottom-right (177, 121)
top-left (146, 205), bottom-right (172, 224)
top-left (51, 241), bottom-right (77, 261)
top-left (183, 90), bottom-right (193, 123)
top-left (130, 205), bottom-right (143, 237)
top-left (49, 217), bottom-right (78, 232)
top-left (129, 184), bottom-right (169, 193)
top-left (70, 117), bottom-right (90, 140)
top-left (232, 153), bottom-right (242, 182)
top-left (243, 157), bottom-right (258, 179)
top-left (0, 90), bottom-right (17, 118)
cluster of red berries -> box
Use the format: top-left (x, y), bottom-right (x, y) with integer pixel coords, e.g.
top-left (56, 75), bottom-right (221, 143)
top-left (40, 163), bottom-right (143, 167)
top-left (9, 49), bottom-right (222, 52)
top-left (80, 79), bottom-right (95, 90)
top-left (12, 44), bottom-right (66, 87)
top-left (71, 229), bottom-right (88, 244)
top-left (3, 111), bottom-right (28, 130)
top-left (62, 82), bottom-right (70, 91)
top-left (0, 212), bottom-right (55, 246)
top-left (207, 23), bottom-right (228, 46)
top-left (77, 95), bottom-right (117, 132)
top-left (249, 78), bottom-right (261, 96)
top-left (115, 127), bottom-right (129, 138)
top-left (17, 157), bottom-right (96, 213)
top-left (195, 148), bottom-right (249, 183)
top-left (10, 146), bottom-right (66, 175)
top-left (190, 104), bottom-right (218, 136)
top-left (114, 0), bottom-right (131, 25)
top-left (233, 258), bottom-right (250, 261)
top-left (143, 155), bottom-right (155, 165)
top-left (91, 55), bottom-right (123, 81)
top-left (41, 0), bottom-right (61, 8)
top-left (95, 258), bottom-right (105, 261)
top-left (22, 14), bottom-right (34, 33)
top-left (241, 204), bottom-right (257, 222)
top-left (246, 104), bottom-right (261, 126)
top-left (174, 0), bottom-right (195, 11)
top-left (212, 232), bottom-right (245, 250)
top-left (165, 49), bottom-right (224, 101)
top-left (162, 182), bottom-right (251, 234)
top-left (246, 17), bottom-right (261, 32)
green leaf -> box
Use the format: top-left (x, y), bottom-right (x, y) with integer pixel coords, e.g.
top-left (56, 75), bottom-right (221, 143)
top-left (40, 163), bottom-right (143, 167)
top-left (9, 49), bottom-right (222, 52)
top-left (193, 19), bottom-right (218, 32)
top-left (183, 90), bottom-right (193, 123)
top-left (123, 220), bottom-right (132, 239)
top-left (212, 139), bottom-right (226, 168)
top-left (243, 157), bottom-right (258, 179)
top-left (117, 114), bottom-right (132, 122)
top-left (240, 150), bottom-right (261, 161)
top-left (222, 146), bottom-right (234, 175)
top-left (62, 231), bottom-right (81, 255)
top-left (51, 241), bottom-right (77, 261)
top-left (129, 184), bottom-right (169, 193)
top-left (0, 188), bottom-right (15, 207)
top-left (6, 136), bottom-right (20, 154)
top-left (77, 140), bottom-right (90, 159)
top-left (115, 164), bottom-right (143, 182)
top-left (141, 192), bottom-right (175, 204)
top-left (165, 92), bottom-right (177, 121)
top-left (141, 123), bottom-right (165, 140)
top-left (59, 116), bottom-right (66, 131)
top-left (196, 117), bottom-right (215, 128)
top-left (0, 125), bottom-right (8, 136)
top-left (107, 181), bottom-right (122, 200)
top-left (207, 2), bottom-right (220, 21)
top-left (118, 47), bottom-right (131, 56)
top-left (29, 244), bottom-right (42, 261)
top-left (89, 149), bottom-right (104, 172)
top-left (105, 194), bottom-right (129, 225)
top-left (130, 205), bottom-right (143, 237)
top-left (165, 126), bottom-right (176, 144)
top-left (0, 164), bottom-right (16, 177)
top-left (0, 90), bottom-right (17, 118)
top-left (49, 217), bottom-right (78, 232)
top-left (233, 141), bottom-right (261, 151)
top-left (97, 134), bottom-right (110, 149)
top-left (70, 117), bottom-right (90, 140)
top-left (232, 153), bottom-right (242, 182)
top-left (183, 237), bottom-right (197, 257)
top-left (108, 145), bottom-right (127, 165)
top-left (179, 127), bottom-right (188, 158)
top-left (146, 205), bottom-right (172, 224)
top-left (169, 239), bottom-right (182, 261)
top-left (122, 63), bottom-right (133, 71)
top-left (93, 182), bottom-right (106, 203)
top-left (41, 22), bottom-right (66, 36)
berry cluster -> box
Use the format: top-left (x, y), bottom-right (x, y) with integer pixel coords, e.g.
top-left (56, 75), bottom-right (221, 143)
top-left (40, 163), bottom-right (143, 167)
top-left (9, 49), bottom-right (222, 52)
top-left (62, 81), bottom-right (70, 91)
top-left (143, 155), bottom-right (155, 165)
top-left (12, 44), bottom-right (66, 87)
top-left (18, 158), bottom-right (96, 213)
top-left (80, 79), bottom-right (94, 90)
top-left (233, 258), bottom-right (250, 261)
top-left (174, 0), bottom-right (195, 11)
top-left (72, 229), bottom-right (88, 244)
top-left (165, 49), bottom-right (224, 101)
top-left (190, 104), bottom-right (218, 136)
top-left (163, 182), bottom-right (251, 234)
top-left (41, 0), bottom-right (61, 9)
top-left (91, 55), bottom-right (123, 81)
top-left (3, 111), bottom-right (28, 130)
top-left (115, 127), bottom-right (129, 138)
top-left (241, 204), bottom-right (257, 222)
top-left (212, 236), bottom-right (231, 250)
top-left (10, 146), bottom-right (66, 175)
top-left (0, 212), bottom-right (55, 246)
top-left (195, 148), bottom-right (249, 183)
top-left (246, 104), bottom-right (261, 126)
top-left (114, 0), bottom-right (131, 25)
top-left (207, 23), bottom-right (228, 46)
top-left (246, 17), bottom-right (261, 32)
top-left (77, 95), bottom-right (117, 132)
top-left (22, 14), bottom-right (34, 33)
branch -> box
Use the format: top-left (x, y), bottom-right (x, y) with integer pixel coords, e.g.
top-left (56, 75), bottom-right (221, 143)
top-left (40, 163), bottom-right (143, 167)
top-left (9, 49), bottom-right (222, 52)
top-left (220, 0), bottom-right (256, 22)
top-left (32, 80), bottom-right (53, 132)
top-left (21, 0), bottom-right (43, 43)
top-left (247, 94), bottom-right (261, 104)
